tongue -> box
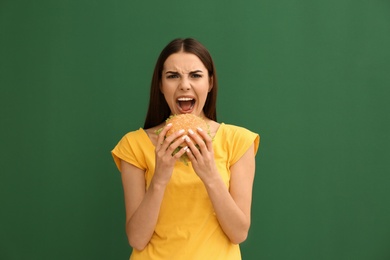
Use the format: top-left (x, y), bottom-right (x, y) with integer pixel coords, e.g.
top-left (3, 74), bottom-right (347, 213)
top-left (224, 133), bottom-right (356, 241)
top-left (179, 101), bottom-right (193, 111)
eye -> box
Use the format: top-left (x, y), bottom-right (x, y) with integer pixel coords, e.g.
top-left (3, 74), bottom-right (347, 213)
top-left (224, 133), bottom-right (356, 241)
top-left (166, 74), bottom-right (179, 79)
top-left (191, 73), bottom-right (202, 78)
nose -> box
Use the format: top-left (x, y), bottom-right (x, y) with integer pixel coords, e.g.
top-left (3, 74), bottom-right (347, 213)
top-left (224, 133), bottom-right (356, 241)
top-left (179, 78), bottom-right (191, 91)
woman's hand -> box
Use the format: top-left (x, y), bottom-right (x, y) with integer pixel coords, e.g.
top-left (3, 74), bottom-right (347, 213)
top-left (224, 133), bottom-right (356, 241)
top-left (120, 125), bottom-right (188, 251)
top-left (184, 127), bottom-right (256, 244)
top-left (184, 127), bottom-right (219, 182)
top-left (153, 123), bottom-right (187, 185)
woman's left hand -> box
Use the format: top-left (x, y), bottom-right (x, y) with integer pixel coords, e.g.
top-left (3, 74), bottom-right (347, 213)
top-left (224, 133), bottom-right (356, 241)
top-left (184, 127), bottom-right (218, 182)
top-left (184, 126), bottom-right (257, 245)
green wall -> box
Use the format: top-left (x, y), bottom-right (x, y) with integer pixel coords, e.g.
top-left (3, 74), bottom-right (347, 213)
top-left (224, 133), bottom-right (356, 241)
top-left (1, 0), bottom-right (389, 259)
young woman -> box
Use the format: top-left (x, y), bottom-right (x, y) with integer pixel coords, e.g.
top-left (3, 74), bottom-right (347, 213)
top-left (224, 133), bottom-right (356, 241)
top-left (112, 38), bottom-right (260, 260)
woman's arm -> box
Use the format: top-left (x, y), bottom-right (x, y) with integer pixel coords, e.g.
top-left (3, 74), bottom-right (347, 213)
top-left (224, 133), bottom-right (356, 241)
top-left (120, 125), bottom-right (187, 251)
top-left (209, 144), bottom-right (255, 244)
top-left (185, 129), bottom-right (256, 244)
top-left (120, 160), bottom-right (166, 251)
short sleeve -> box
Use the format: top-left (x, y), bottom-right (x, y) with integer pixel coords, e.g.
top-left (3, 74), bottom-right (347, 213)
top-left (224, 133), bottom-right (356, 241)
top-left (111, 129), bottom-right (147, 172)
top-left (226, 125), bottom-right (260, 166)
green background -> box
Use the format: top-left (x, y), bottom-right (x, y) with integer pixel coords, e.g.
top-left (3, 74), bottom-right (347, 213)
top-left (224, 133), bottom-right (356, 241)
top-left (1, 0), bottom-right (389, 259)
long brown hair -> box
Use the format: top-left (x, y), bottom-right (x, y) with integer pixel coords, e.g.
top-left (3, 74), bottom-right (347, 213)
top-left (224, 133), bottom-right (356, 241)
top-left (143, 38), bottom-right (218, 129)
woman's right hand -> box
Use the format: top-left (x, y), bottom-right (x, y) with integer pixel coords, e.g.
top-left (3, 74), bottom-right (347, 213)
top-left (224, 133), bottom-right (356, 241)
top-left (120, 124), bottom-right (187, 250)
top-left (153, 123), bottom-right (187, 185)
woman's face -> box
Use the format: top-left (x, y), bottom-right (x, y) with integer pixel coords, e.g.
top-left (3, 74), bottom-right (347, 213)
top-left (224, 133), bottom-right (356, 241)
top-left (161, 52), bottom-right (213, 117)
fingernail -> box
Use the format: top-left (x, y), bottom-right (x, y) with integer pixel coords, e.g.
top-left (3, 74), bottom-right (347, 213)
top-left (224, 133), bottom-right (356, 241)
top-left (183, 146), bottom-right (188, 151)
top-left (178, 129), bottom-right (185, 134)
top-left (182, 135), bottom-right (188, 140)
top-left (188, 129), bottom-right (194, 134)
top-left (167, 123), bottom-right (172, 127)
top-left (197, 127), bottom-right (203, 132)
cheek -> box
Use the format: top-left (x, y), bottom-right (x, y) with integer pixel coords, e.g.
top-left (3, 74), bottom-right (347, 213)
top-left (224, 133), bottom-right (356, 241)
top-left (160, 82), bottom-right (172, 95)
top-left (202, 81), bottom-right (212, 95)
top-left (197, 87), bottom-right (210, 104)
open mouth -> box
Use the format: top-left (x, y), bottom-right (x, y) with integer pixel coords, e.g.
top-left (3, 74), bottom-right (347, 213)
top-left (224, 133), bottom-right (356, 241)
top-left (177, 97), bottom-right (195, 113)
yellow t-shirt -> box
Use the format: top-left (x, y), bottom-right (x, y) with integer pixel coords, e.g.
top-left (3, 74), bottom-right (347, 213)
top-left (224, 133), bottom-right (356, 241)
top-left (112, 123), bottom-right (260, 260)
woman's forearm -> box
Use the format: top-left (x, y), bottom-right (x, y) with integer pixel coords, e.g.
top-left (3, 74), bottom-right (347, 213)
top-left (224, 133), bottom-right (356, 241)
top-left (126, 180), bottom-right (166, 251)
top-left (203, 175), bottom-right (251, 244)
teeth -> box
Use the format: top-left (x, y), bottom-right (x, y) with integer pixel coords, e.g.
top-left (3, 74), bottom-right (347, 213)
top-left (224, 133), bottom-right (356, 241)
top-left (177, 97), bottom-right (193, 101)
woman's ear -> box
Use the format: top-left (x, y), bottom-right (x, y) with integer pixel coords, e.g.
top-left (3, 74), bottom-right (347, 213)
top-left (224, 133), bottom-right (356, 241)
top-left (208, 76), bottom-right (214, 92)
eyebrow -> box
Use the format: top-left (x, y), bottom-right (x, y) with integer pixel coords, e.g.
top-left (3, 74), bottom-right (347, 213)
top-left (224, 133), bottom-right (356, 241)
top-left (165, 70), bottom-right (204, 74)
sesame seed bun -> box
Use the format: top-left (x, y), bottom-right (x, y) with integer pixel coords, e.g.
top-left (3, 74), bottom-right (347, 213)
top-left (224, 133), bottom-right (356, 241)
top-left (166, 114), bottom-right (209, 141)
top-left (164, 114), bottom-right (210, 165)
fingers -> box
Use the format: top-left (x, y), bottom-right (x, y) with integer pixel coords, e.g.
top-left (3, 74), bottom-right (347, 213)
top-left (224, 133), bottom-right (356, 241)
top-left (184, 127), bottom-right (212, 160)
top-left (189, 127), bottom-right (212, 149)
top-left (172, 145), bottom-right (189, 159)
top-left (166, 134), bottom-right (187, 156)
top-left (156, 123), bottom-right (172, 149)
top-left (156, 125), bottom-right (211, 165)
top-left (156, 124), bottom-right (187, 160)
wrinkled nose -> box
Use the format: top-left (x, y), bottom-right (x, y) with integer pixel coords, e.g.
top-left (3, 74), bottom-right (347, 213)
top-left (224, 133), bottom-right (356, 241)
top-left (179, 78), bottom-right (191, 91)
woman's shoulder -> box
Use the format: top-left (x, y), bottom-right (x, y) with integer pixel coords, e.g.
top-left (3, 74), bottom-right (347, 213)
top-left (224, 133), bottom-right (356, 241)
top-left (219, 123), bottom-right (258, 136)
top-left (217, 123), bottom-right (260, 156)
top-left (121, 128), bottom-right (146, 139)
top-left (115, 128), bottom-right (152, 148)
top-left (218, 122), bottom-right (260, 144)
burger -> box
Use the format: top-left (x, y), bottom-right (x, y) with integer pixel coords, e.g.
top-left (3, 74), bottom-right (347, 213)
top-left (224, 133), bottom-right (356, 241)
top-left (156, 114), bottom-right (211, 165)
